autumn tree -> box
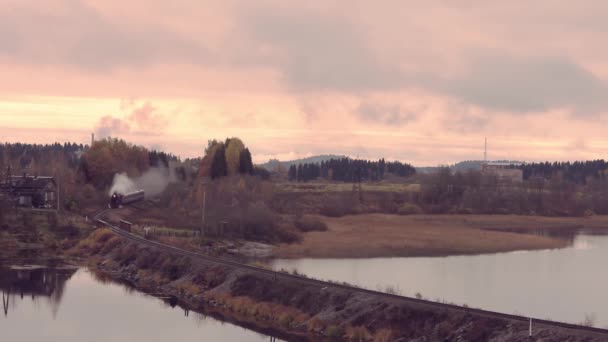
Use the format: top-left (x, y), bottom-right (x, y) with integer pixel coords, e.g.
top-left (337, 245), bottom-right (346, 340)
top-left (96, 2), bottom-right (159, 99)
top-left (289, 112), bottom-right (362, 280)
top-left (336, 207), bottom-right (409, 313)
top-left (225, 138), bottom-right (245, 176)
top-left (199, 140), bottom-right (221, 178)
top-left (80, 138), bottom-right (148, 189)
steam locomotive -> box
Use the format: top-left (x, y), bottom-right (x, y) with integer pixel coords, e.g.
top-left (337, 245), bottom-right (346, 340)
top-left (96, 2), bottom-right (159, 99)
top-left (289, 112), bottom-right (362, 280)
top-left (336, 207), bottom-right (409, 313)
top-left (110, 190), bottom-right (145, 209)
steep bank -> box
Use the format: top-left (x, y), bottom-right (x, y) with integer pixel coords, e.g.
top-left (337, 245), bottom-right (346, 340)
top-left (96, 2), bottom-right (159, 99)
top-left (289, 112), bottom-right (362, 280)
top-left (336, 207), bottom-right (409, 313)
top-left (274, 214), bottom-right (608, 258)
top-left (73, 229), bottom-right (608, 341)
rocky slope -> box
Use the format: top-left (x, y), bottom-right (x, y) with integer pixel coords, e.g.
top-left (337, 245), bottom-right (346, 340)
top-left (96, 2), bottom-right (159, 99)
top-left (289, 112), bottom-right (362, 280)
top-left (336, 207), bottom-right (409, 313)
top-left (74, 229), bottom-right (608, 341)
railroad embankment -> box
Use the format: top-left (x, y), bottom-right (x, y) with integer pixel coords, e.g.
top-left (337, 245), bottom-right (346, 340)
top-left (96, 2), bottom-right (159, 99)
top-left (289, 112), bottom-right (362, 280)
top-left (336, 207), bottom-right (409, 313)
top-left (72, 228), bottom-right (608, 341)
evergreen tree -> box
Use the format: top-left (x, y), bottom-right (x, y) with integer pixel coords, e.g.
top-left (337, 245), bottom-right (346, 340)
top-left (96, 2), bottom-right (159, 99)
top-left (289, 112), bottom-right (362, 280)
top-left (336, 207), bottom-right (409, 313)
top-left (288, 165), bottom-right (297, 181)
top-left (297, 164), bottom-right (303, 182)
top-left (238, 148), bottom-right (254, 174)
top-left (288, 157), bottom-right (416, 183)
top-left (210, 144), bottom-right (227, 179)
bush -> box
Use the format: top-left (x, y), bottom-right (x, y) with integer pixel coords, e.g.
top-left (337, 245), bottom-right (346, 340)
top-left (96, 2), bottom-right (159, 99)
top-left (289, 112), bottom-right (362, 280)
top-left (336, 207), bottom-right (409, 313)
top-left (397, 203), bottom-right (422, 215)
top-left (346, 326), bottom-right (371, 341)
top-left (295, 215), bottom-right (328, 232)
top-left (100, 236), bottom-right (122, 254)
top-left (241, 202), bottom-right (277, 240)
top-left (326, 324), bottom-right (345, 339)
top-left (274, 225), bottom-right (302, 244)
top-left (373, 329), bottom-right (395, 342)
top-left (160, 256), bottom-right (191, 281)
top-left (319, 196), bottom-right (356, 217)
top-left (53, 224), bottom-right (80, 238)
top-left (135, 250), bottom-right (160, 269)
top-left (238, 202), bottom-right (302, 243)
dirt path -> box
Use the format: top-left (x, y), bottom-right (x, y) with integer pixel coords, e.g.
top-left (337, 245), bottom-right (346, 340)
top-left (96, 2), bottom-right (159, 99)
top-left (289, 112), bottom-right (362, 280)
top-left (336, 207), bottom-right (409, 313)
top-left (275, 214), bottom-right (608, 258)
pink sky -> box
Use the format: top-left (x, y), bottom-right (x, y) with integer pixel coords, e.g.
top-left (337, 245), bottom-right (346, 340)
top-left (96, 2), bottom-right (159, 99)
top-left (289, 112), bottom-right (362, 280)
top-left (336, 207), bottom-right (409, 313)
top-left (2, 0), bottom-right (608, 165)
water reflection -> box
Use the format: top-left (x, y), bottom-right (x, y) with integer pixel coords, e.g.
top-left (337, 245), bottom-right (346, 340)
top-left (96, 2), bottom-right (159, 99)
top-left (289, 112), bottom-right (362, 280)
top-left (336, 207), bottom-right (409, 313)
top-left (272, 234), bottom-right (608, 328)
top-left (0, 266), bottom-right (285, 342)
top-left (0, 266), bottom-right (77, 317)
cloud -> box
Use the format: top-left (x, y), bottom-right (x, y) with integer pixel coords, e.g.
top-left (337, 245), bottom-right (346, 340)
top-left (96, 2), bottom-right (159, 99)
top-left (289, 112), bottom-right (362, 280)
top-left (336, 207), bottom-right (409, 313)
top-left (237, 4), bottom-right (608, 116)
top-left (239, 5), bottom-right (402, 92)
top-left (0, 1), bottom-right (208, 70)
top-left (442, 108), bottom-right (489, 133)
top-left (356, 102), bottom-right (418, 125)
top-left (441, 53), bottom-right (608, 114)
top-left (95, 102), bottom-right (169, 138)
top-left (127, 103), bottom-right (169, 134)
top-left (95, 115), bottom-right (131, 138)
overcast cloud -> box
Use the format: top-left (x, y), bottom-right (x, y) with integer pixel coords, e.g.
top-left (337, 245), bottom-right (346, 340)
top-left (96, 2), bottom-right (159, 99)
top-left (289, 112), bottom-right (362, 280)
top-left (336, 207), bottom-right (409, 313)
top-left (2, 0), bottom-right (608, 164)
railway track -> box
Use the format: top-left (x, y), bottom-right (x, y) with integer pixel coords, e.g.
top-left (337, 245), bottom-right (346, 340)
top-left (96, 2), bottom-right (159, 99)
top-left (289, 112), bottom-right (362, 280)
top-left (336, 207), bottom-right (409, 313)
top-left (93, 209), bottom-right (608, 337)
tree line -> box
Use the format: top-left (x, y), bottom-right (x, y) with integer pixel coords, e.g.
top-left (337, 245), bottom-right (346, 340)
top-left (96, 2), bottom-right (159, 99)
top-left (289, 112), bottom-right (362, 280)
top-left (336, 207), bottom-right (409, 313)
top-left (0, 142), bottom-right (85, 173)
top-left (288, 158), bottom-right (416, 182)
top-left (413, 166), bottom-right (608, 216)
top-left (519, 160), bottom-right (608, 184)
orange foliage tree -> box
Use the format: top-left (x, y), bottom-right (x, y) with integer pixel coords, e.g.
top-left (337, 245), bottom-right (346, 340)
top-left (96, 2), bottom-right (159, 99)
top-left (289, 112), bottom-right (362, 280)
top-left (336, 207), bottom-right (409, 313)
top-left (81, 138), bottom-right (149, 189)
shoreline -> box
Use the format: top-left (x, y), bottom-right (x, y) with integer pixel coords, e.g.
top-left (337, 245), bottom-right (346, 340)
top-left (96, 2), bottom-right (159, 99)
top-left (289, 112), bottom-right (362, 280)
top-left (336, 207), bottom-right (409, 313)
top-left (274, 214), bottom-right (608, 259)
top-left (70, 228), bottom-right (608, 341)
top-left (89, 264), bottom-right (308, 342)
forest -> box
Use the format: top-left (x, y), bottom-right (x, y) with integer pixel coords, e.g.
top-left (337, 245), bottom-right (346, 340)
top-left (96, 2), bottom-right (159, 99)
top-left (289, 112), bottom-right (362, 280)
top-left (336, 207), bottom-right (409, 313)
top-left (415, 166), bottom-right (608, 216)
top-left (4, 140), bottom-right (608, 234)
top-left (0, 139), bottom-right (288, 243)
top-left (287, 158), bottom-right (416, 182)
top-left (519, 160), bottom-right (608, 184)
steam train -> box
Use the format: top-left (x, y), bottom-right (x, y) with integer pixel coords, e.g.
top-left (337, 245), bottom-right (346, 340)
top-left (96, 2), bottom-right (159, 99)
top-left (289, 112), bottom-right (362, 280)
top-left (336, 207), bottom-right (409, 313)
top-left (110, 190), bottom-right (145, 209)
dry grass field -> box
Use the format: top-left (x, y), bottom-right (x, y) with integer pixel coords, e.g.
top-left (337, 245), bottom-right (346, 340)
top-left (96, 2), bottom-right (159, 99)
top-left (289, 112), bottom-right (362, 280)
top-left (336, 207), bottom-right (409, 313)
top-left (275, 182), bottom-right (421, 193)
top-left (274, 214), bottom-right (608, 258)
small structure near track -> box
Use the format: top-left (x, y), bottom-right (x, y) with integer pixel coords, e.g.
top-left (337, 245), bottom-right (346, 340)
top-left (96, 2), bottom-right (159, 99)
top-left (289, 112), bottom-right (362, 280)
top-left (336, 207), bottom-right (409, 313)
top-left (119, 220), bottom-right (133, 232)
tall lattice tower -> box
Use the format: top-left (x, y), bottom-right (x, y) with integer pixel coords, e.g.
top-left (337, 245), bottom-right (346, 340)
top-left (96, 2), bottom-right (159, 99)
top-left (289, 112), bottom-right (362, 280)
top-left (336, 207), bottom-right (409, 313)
top-left (484, 137), bottom-right (487, 163)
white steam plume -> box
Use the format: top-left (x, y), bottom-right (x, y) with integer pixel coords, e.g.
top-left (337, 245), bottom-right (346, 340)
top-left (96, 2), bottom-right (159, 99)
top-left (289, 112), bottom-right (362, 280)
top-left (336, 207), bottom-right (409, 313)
top-left (108, 166), bottom-right (175, 198)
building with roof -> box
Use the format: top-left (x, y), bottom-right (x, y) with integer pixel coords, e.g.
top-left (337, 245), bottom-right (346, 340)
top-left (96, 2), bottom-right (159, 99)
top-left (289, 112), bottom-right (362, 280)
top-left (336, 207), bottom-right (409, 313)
top-left (2, 175), bottom-right (58, 209)
top-left (481, 162), bottom-right (523, 184)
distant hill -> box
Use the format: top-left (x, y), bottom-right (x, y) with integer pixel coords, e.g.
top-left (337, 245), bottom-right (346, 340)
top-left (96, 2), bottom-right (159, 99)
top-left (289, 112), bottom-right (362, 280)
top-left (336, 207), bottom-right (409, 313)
top-left (417, 160), bottom-right (523, 173)
top-left (262, 157), bottom-right (524, 173)
top-left (259, 154), bottom-right (347, 171)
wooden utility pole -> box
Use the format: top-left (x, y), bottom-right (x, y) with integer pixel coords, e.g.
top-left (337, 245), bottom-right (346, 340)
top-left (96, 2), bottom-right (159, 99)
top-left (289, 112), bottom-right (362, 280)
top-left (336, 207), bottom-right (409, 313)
top-left (200, 179), bottom-right (211, 236)
top-left (201, 188), bottom-right (206, 236)
top-left (56, 180), bottom-right (60, 213)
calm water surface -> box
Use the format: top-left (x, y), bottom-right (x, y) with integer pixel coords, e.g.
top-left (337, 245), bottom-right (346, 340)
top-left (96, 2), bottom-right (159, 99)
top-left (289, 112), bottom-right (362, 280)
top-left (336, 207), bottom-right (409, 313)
top-left (0, 266), bottom-right (281, 342)
top-left (272, 234), bottom-right (608, 327)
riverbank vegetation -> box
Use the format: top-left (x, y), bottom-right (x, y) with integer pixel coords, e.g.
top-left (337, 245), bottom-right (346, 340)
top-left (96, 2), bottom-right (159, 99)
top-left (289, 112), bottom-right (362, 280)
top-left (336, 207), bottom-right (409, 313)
top-left (275, 214), bottom-right (593, 258)
top-left (0, 207), bottom-right (92, 263)
top-left (71, 228), bottom-right (606, 342)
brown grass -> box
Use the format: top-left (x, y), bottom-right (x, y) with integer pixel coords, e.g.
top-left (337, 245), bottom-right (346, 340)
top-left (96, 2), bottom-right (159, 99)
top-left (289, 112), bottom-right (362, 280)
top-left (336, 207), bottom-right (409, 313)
top-left (346, 325), bottom-right (372, 341)
top-left (274, 214), bottom-right (608, 258)
top-left (373, 328), bottom-right (395, 342)
top-left (205, 292), bottom-right (311, 329)
top-left (275, 182), bottom-right (420, 193)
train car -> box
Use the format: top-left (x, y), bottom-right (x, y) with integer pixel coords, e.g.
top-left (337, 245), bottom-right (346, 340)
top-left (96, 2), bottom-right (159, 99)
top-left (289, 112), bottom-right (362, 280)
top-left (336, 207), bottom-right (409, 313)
top-left (110, 190), bottom-right (145, 208)
top-left (122, 190), bottom-right (145, 205)
top-left (119, 220), bottom-right (133, 232)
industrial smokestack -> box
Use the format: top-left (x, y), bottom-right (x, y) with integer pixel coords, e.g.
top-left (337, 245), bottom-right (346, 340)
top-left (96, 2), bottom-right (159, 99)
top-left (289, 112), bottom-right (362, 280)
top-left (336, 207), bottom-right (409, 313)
top-left (91, 133), bottom-right (95, 146)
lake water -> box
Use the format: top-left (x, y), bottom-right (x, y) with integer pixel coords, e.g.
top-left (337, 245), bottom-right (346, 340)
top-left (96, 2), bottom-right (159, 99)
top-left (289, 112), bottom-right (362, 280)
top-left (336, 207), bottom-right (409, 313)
top-left (0, 266), bottom-right (282, 342)
top-left (272, 234), bottom-right (608, 328)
